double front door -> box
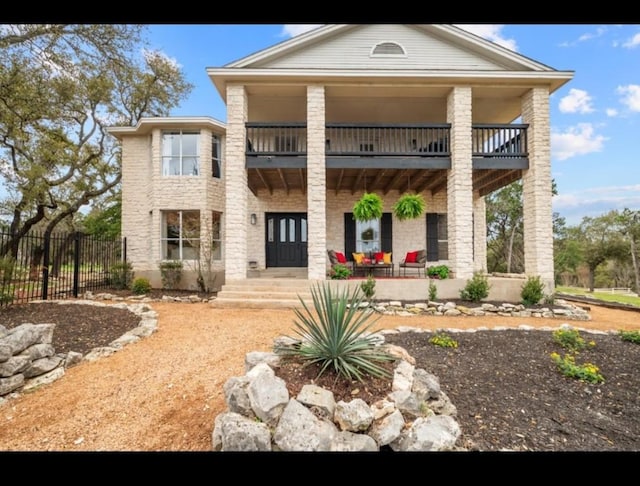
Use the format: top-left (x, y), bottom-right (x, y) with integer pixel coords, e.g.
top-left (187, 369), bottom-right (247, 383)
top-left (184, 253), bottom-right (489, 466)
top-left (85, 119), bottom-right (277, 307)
top-left (265, 213), bottom-right (308, 267)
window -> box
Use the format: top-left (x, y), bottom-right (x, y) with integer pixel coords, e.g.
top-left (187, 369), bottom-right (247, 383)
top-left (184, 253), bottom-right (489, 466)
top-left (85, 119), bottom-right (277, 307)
top-left (211, 211), bottom-right (222, 260)
top-left (162, 131), bottom-right (199, 176)
top-left (161, 210), bottom-right (200, 260)
top-left (356, 219), bottom-right (380, 253)
top-left (426, 213), bottom-right (448, 261)
top-left (371, 42), bottom-right (406, 57)
top-left (212, 135), bottom-right (221, 179)
top-left (344, 213), bottom-right (392, 260)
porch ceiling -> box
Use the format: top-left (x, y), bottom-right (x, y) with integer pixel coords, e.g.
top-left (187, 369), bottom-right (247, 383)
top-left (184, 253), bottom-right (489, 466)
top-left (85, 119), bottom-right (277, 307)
top-left (246, 167), bottom-right (522, 197)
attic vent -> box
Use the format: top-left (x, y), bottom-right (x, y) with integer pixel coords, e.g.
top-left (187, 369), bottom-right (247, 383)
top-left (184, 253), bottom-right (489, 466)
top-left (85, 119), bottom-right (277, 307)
top-left (371, 42), bottom-right (406, 56)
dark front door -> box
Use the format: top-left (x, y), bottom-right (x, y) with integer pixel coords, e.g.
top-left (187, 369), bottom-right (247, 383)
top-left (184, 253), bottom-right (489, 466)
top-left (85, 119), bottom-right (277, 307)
top-left (265, 213), bottom-right (308, 267)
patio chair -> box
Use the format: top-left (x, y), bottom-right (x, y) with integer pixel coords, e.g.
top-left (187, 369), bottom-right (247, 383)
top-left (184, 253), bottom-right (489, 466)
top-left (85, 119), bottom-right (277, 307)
top-left (399, 249), bottom-right (427, 277)
top-left (327, 250), bottom-right (353, 271)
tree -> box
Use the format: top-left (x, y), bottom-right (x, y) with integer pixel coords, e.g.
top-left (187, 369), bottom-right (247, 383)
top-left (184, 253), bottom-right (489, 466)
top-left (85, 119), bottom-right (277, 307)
top-left (0, 24), bottom-right (193, 258)
top-left (615, 208), bottom-right (640, 293)
top-left (574, 211), bottom-right (627, 292)
top-left (486, 179), bottom-right (559, 274)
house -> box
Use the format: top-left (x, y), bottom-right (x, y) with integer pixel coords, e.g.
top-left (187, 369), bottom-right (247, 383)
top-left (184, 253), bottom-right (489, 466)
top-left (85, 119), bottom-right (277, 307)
top-left (107, 24), bottom-right (573, 302)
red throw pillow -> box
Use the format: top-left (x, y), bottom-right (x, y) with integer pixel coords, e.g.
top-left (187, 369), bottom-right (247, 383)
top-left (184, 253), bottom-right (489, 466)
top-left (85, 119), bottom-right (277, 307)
top-left (405, 251), bottom-right (418, 263)
top-left (374, 252), bottom-right (384, 263)
top-left (335, 251), bottom-right (347, 263)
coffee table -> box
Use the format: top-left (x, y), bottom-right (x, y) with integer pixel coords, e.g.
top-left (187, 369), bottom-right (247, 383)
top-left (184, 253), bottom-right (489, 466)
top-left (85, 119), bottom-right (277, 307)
top-left (353, 262), bottom-right (393, 277)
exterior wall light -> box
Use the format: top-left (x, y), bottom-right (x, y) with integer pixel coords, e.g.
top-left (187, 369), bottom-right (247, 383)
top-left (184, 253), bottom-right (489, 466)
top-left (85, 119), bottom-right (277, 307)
top-left (250, 213), bottom-right (257, 225)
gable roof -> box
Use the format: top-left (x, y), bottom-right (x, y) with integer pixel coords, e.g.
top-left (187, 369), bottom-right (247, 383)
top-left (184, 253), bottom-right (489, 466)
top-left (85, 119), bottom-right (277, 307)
top-left (207, 24), bottom-right (573, 102)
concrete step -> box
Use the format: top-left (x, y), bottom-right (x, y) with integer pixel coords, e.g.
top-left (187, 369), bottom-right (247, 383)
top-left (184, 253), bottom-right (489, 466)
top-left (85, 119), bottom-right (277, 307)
top-left (225, 278), bottom-right (311, 288)
top-left (215, 290), bottom-right (312, 300)
top-left (209, 297), bottom-right (313, 309)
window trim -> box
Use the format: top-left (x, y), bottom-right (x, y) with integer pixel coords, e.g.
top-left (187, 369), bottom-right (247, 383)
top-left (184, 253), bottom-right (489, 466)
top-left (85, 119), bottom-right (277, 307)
top-left (160, 210), bottom-right (201, 261)
top-left (161, 130), bottom-right (200, 177)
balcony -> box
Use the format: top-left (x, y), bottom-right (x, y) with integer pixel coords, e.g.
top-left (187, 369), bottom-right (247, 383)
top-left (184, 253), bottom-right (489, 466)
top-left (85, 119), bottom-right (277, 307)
top-left (245, 123), bottom-right (528, 196)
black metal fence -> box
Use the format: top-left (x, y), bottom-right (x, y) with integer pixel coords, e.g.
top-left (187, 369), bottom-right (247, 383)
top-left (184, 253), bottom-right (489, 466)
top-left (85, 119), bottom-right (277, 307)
top-left (0, 227), bottom-right (126, 307)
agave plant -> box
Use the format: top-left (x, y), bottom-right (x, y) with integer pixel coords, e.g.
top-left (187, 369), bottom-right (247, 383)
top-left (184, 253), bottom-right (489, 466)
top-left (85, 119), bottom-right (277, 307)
top-left (275, 281), bottom-right (395, 382)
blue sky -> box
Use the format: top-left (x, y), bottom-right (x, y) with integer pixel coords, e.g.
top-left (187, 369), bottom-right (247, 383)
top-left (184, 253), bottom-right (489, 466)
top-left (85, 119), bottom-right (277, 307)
top-left (145, 24), bottom-right (640, 227)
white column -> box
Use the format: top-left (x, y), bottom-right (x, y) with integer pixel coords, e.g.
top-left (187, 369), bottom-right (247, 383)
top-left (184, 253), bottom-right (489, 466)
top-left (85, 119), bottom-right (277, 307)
top-left (306, 85), bottom-right (327, 281)
top-left (446, 86), bottom-right (474, 279)
top-left (522, 87), bottom-right (554, 284)
top-left (224, 85), bottom-right (249, 280)
top-left (473, 191), bottom-right (487, 272)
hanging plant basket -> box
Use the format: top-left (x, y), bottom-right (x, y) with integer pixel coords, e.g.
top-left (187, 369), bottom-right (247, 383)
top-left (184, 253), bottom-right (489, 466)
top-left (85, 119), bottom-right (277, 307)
top-left (352, 192), bottom-right (383, 222)
top-left (393, 193), bottom-right (426, 221)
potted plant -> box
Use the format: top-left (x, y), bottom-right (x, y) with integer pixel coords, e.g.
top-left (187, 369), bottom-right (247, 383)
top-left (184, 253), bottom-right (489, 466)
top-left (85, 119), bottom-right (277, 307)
top-left (392, 193), bottom-right (426, 221)
top-left (353, 192), bottom-right (383, 222)
top-left (427, 264), bottom-right (450, 279)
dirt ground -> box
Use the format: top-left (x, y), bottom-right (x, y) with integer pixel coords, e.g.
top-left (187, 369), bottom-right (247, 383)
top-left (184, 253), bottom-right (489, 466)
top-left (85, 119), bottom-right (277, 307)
top-left (0, 298), bottom-right (639, 453)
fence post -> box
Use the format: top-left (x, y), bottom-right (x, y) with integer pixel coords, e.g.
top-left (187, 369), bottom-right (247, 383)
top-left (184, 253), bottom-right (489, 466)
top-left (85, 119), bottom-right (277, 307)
top-left (72, 232), bottom-right (81, 298)
top-left (41, 233), bottom-right (50, 300)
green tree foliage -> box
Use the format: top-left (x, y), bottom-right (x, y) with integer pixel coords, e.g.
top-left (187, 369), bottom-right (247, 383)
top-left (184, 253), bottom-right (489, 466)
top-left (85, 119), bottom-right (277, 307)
top-left (573, 211), bottom-right (627, 292)
top-left (0, 25), bottom-right (193, 257)
top-left (615, 208), bottom-right (640, 293)
top-left (80, 197), bottom-right (121, 239)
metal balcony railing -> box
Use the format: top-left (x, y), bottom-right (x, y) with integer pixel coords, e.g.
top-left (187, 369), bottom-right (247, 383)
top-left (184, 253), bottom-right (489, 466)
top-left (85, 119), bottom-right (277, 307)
top-left (245, 123), bottom-right (528, 158)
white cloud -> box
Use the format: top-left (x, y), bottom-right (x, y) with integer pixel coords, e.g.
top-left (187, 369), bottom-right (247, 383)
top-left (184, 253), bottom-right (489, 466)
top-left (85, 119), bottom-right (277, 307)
top-left (623, 32), bottom-right (640, 48)
top-left (606, 108), bottom-right (618, 117)
top-left (617, 84), bottom-right (640, 112)
top-left (551, 123), bottom-right (607, 161)
top-left (553, 185), bottom-right (640, 225)
top-left (558, 88), bottom-right (594, 114)
top-left (281, 25), bottom-right (323, 38)
top-left (454, 24), bottom-right (517, 51)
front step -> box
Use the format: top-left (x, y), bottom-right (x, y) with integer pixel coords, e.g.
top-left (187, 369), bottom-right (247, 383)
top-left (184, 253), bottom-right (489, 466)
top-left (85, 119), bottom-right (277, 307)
top-left (210, 278), bottom-right (313, 309)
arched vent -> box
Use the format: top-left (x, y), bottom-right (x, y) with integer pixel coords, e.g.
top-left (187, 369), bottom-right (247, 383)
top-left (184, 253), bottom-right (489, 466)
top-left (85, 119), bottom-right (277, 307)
top-left (371, 42), bottom-right (406, 56)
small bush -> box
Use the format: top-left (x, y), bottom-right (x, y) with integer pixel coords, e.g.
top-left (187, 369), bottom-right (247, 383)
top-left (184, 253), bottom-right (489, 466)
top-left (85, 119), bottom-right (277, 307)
top-left (330, 263), bottom-right (351, 280)
top-left (109, 262), bottom-right (134, 290)
top-left (521, 275), bottom-right (545, 306)
top-left (360, 275), bottom-right (376, 300)
top-left (131, 277), bottom-right (152, 295)
top-left (553, 328), bottom-right (591, 353)
top-left (429, 332), bottom-right (458, 348)
top-left (160, 261), bottom-right (183, 289)
top-left (550, 352), bottom-right (604, 384)
top-left (619, 329), bottom-right (640, 344)
top-left (428, 281), bottom-right (438, 301)
top-left (427, 265), bottom-right (449, 279)
top-left (459, 272), bottom-right (490, 302)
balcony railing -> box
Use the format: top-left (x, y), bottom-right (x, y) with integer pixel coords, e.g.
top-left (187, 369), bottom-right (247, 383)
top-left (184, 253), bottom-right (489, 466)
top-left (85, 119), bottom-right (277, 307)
top-left (245, 122), bottom-right (528, 158)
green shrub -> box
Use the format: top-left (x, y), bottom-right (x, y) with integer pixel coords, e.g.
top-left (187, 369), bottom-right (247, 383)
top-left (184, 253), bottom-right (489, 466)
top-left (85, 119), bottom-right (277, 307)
top-left (459, 272), bottom-right (490, 302)
top-left (553, 328), bottom-right (590, 353)
top-left (131, 277), bottom-right (152, 295)
top-left (427, 265), bottom-right (450, 279)
top-left (109, 262), bottom-right (134, 290)
top-left (619, 329), bottom-right (640, 345)
top-left (160, 261), bottom-right (183, 289)
top-left (329, 263), bottom-right (351, 280)
top-left (275, 282), bottom-right (396, 382)
top-left (550, 352), bottom-right (604, 384)
top-left (429, 332), bottom-right (458, 348)
top-left (521, 275), bottom-right (545, 306)
top-left (428, 281), bottom-right (438, 301)
top-left (360, 275), bottom-right (376, 300)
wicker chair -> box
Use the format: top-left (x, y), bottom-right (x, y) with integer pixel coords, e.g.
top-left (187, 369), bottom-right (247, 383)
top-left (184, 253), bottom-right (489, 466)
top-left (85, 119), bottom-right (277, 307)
top-left (327, 250), bottom-right (353, 271)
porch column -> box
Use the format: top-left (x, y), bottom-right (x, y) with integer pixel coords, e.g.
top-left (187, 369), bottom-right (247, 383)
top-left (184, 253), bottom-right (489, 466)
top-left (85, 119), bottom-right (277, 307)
top-left (473, 191), bottom-right (487, 272)
top-left (446, 86), bottom-right (474, 279)
top-left (224, 84), bottom-right (249, 280)
top-left (522, 87), bottom-right (554, 284)
top-left (306, 85), bottom-right (327, 281)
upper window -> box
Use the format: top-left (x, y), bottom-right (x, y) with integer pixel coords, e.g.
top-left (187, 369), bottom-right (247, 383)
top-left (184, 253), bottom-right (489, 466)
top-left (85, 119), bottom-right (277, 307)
top-left (161, 210), bottom-right (200, 260)
top-left (212, 134), bottom-right (221, 179)
top-left (162, 131), bottom-right (199, 176)
top-left (371, 42), bottom-right (406, 57)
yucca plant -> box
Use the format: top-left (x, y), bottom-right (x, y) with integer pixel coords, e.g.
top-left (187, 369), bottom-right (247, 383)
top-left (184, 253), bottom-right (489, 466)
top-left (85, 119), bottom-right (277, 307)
top-left (275, 281), bottom-right (395, 382)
